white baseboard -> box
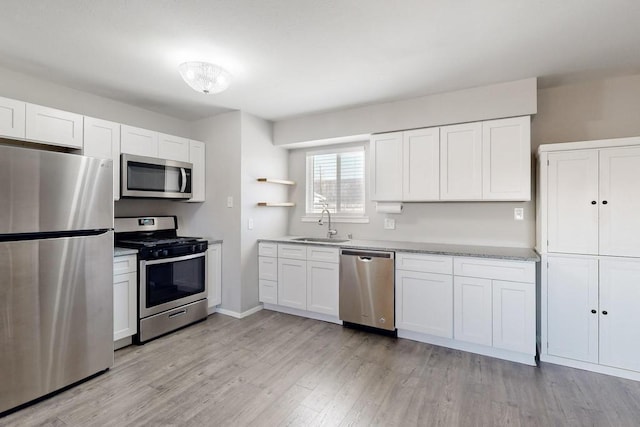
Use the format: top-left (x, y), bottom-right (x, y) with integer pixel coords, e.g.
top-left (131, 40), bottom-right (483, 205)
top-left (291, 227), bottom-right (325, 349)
top-left (398, 329), bottom-right (537, 366)
top-left (540, 354), bottom-right (640, 381)
top-left (214, 304), bottom-right (264, 319)
top-left (262, 304), bottom-right (342, 325)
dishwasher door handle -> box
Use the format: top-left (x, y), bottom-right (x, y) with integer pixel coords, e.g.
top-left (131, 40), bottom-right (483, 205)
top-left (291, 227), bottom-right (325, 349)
top-left (358, 256), bottom-right (372, 262)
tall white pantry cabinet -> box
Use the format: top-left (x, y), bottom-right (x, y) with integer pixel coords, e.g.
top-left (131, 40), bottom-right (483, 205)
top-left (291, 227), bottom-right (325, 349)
top-left (537, 137), bottom-right (640, 380)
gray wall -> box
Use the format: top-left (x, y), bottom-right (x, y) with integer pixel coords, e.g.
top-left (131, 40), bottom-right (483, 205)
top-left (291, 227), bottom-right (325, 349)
top-left (239, 113), bottom-right (288, 312)
top-left (0, 65), bottom-right (190, 137)
top-left (274, 78), bottom-right (537, 146)
top-left (287, 73), bottom-right (640, 249)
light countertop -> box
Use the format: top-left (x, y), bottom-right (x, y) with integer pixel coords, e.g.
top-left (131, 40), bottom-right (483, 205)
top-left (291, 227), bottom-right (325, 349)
top-left (258, 237), bottom-right (540, 262)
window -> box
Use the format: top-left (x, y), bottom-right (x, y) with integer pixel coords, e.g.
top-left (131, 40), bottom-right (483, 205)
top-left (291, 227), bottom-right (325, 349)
top-left (305, 146), bottom-right (366, 219)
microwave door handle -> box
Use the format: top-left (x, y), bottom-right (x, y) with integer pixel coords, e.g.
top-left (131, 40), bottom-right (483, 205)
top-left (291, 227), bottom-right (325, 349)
top-left (180, 168), bottom-right (187, 193)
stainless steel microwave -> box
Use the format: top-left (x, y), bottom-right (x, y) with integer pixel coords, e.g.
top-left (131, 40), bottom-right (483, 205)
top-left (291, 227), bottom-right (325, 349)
top-left (121, 154), bottom-right (192, 199)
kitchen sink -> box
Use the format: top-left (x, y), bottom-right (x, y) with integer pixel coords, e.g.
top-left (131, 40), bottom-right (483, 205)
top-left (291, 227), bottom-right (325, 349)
top-left (291, 237), bottom-right (350, 243)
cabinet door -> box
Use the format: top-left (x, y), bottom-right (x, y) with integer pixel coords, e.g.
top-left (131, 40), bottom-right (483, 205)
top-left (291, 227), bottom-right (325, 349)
top-left (440, 122), bottom-right (482, 200)
top-left (482, 116), bottom-right (531, 201)
top-left (396, 270), bottom-right (453, 337)
top-left (599, 147), bottom-right (640, 257)
top-left (259, 256), bottom-right (278, 281)
top-left (492, 280), bottom-right (535, 354)
top-left (547, 150), bottom-right (599, 254)
top-left (370, 132), bottom-right (403, 201)
top-left (599, 258), bottom-right (640, 372)
top-left (454, 276), bottom-right (492, 345)
top-left (207, 244), bottom-right (222, 308)
top-left (259, 280), bottom-right (278, 304)
top-left (25, 104), bottom-right (83, 149)
top-left (121, 125), bottom-right (158, 157)
top-left (277, 258), bottom-right (307, 310)
top-left (546, 256), bottom-right (598, 363)
top-left (83, 117), bottom-right (121, 200)
top-left (0, 96), bottom-right (25, 139)
top-left (113, 272), bottom-right (137, 341)
top-left (187, 140), bottom-right (206, 202)
top-left (306, 261), bottom-right (339, 316)
top-left (403, 128), bottom-right (440, 201)
top-left (158, 133), bottom-right (190, 162)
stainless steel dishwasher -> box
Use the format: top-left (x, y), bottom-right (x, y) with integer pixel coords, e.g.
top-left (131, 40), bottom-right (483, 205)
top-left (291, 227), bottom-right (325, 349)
top-left (339, 249), bottom-right (395, 331)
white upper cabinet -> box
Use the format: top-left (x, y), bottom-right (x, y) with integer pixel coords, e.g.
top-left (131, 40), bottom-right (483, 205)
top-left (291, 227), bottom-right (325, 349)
top-left (440, 122), bottom-right (483, 200)
top-left (598, 147), bottom-right (640, 257)
top-left (370, 132), bottom-right (403, 201)
top-left (482, 116), bottom-right (531, 200)
top-left (83, 117), bottom-right (121, 201)
top-left (187, 140), bottom-right (206, 202)
top-left (25, 103), bottom-right (83, 149)
top-left (158, 133), bottom-right (190, 162)
top-left (546, 150), bottom-right (600, 255)
top-left (0, 96), bottom-right (25, 139)
top-left (121, 125), bottom-right (158, 157)
top-left (542, 142), bottom-right (640, 257)
top-left (403, 127), bottom-right (440, 201)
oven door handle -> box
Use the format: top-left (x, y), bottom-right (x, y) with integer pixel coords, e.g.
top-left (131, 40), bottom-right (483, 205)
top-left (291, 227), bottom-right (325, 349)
top-left (140, 251), bottom-right (207, 266)
top-left (180, 168), bottom-right (187, 193)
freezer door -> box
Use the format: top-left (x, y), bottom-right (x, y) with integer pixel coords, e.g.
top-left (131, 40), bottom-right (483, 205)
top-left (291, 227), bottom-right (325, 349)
top-left (0, 145), bottom-right (113, 234)
top-left (0, 231), bottom-right (114, 413)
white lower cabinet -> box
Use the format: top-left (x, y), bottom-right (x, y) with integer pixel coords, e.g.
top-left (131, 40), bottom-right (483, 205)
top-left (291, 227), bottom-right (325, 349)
top-left (454, 276), bottom-right (492, 346)
top-left (207, 244), bottom-right (222, 309)
top-left (259, 243), bottom-right (340, 321)
top-left (277, 258), bottom-right (307, 310)
top-left (397, 252), bottom-right (537, 365)
top-left (306, 261), bottom-right (339, 316)
top-left (544, 255), bottom-right (640, 376)
top-left (113, 254), bottom-right (137, 342)
top-left (396, 269), bottom-right (453, 337)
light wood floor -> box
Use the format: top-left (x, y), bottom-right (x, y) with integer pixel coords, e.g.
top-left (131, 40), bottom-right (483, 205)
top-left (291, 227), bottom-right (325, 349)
top-left (2, 310), bottom-right (640, 426)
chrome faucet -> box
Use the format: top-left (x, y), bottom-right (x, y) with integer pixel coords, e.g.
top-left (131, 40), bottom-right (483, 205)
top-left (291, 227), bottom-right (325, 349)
top-left (318, 206), bottom-right (337, 238)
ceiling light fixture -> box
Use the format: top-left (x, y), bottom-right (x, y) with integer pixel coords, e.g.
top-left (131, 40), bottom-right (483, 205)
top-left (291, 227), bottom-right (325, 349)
top-left (178, 61), bottom-right (231, 94)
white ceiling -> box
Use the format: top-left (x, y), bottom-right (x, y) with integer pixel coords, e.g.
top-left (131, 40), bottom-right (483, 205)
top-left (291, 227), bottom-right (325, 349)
top-left (1, 1), bottom-right (639, 121)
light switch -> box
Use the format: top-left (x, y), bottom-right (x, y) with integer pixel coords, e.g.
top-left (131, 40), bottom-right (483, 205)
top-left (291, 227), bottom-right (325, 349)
top-left (384, 218), bottom-right (396, 230)
top-left (514, 208), bottom-right (524, 221)
top-left (248, 218), bottom-right (254, 230)
top-left (227, 196), bottom-right (233, 208)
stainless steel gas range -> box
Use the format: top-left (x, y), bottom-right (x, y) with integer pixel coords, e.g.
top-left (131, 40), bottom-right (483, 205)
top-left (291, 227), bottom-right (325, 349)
top-left (115, 216), bottom-right (208, 343)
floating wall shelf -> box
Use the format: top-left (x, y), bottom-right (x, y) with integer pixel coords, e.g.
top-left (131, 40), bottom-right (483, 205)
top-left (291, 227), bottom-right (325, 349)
top-left (257, 202), bottom-right (295, 207)
top-left (256, 178), bottom-right (296, 185)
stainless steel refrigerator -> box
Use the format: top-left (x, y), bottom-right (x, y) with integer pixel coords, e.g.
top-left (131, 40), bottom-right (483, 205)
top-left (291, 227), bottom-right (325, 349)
top-left (0, 145), bottom-right (114, 414)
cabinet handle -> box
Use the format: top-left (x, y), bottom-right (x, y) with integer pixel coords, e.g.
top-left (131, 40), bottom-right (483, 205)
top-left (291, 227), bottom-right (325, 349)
top-left (591, 201), bottom-right (596, 205)
top-left (591, 309), bottom-right (597, 314)
top-left (602, 200), bottom-right (608, 205)
top-left (602, 310), bottom-right (608, 315)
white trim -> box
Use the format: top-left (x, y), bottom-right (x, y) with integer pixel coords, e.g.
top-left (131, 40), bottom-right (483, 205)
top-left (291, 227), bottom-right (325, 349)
top-left (306, 144), bottom-right (365, 157)
top-left (540, 354), bottom-right (640, 381)
top-left (263, 303), bottom-right (342, 325)
top-left (301, 215), bottom-right (370, 224)
top-left (215, 305), bottom-right (263, 319)
top-left (398, 329), bottom-right (537, 366)
top-left (537, 136), bottom-right (640, 154)
top-left (114, 336), bottom-right (133, 351)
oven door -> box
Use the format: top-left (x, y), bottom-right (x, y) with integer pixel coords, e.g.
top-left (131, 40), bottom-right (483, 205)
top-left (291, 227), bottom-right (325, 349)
top-left (121, 154), bottom-right (192, 199)
top-left (139, 251), bottom-right (207, 318)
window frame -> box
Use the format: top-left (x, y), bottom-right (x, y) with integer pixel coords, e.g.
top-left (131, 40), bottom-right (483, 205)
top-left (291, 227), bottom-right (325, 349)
top-left (302, 144), bottom-right (369, 224)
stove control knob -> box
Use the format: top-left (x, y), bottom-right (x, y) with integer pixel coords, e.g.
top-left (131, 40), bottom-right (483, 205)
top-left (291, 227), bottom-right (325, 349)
top-left (162, 249), bottom-right (169, 257)
top-left (199, 243), bottom-right (207, 252)
top-left (152, 250), bottom-right (160, 258)
top-left (190, 245), bottom-right (197, 253)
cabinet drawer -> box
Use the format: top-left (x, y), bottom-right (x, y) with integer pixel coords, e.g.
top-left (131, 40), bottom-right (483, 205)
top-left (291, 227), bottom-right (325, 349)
top-left (278, 244), bottom-right (306, 260)
top-left (396, 252), bottom-right (453, 274)
top-left (454, 257), bottom-right (535, 283)
top-left (114, 254), bottom-right (137, 276)
top-left (259, 280), bottom-right (278, 305)
top-left (259, 256), bottom-right (278, 281)
top-left (258, 242), bottom-right (278, 257)
top-left (307, 246), bottom-right (339, 263)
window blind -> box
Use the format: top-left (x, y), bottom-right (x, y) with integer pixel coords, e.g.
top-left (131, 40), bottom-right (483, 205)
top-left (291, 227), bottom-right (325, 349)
top-left (306, 147), bottom-right (365, 216)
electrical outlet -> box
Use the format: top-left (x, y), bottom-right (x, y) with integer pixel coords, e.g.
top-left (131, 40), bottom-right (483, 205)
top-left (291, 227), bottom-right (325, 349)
top-left (227, 196), bottom-right (233, 208)
top-left (384, 218), bottom-right (396, 230)
top-left (248, 218), bottom-right (254, 230)
top-left (514, 208), bottom-right (524, 220)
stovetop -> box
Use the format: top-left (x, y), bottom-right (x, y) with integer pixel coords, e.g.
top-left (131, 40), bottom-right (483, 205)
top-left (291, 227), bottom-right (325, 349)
top-left (116, 236), bottom-right (202, 248)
